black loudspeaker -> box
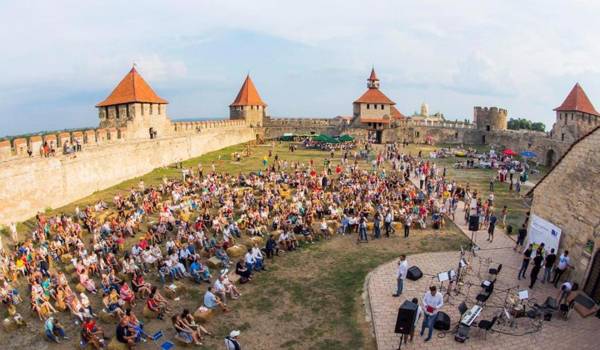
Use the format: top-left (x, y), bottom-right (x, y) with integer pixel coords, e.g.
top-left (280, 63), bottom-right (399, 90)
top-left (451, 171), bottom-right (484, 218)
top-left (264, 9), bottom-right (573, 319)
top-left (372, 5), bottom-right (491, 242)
top-left (395, 300), bottom-right (418, 335)
top-left (434, 311), bottom-right (451, 330)
top-left (468, 215), bottom-right (479, 231)
top-left (406, 266), bottom-right (423, 281)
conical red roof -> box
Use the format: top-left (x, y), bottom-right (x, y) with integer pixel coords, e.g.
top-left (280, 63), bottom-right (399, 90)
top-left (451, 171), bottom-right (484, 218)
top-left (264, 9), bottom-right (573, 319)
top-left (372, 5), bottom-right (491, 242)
top-left (369, 67), bottom-right (379, 81)
top-left (230, 75), bottom-right (267, 107)
top-left (554, 83), bottom-right (599, 116)
top-left (96, 67), bottom-right (168, 107)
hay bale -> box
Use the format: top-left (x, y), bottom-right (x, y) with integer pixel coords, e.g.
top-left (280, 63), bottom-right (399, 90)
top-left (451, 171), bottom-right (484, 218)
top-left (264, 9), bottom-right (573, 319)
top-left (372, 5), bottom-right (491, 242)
top-left (207, 257), bottom-right (222, 269)
top-left (107, 337), bottom-right (128, 350)
top-left (60, 253), bottom-right (73, 264)
top-left (99, 310), bottom-right (115, 324)
top-left (193, 308), bottom-right (214, 323)
top-left (271, 230), bottom-right (282, 240)
top-left (70, 273), bottom-right (80, 284)
top-left (164, 283), bottom-right (187, 299)
top-left (228, 272), bottom-right (241, 285)
top-left (242, 236), bottom-right (264, 249)
top-left (142, 305), bottom-right (159, 319)
top-left (226, 244), bottom-right (247, 258)
top-left (64, 264), bottom-right (76, 274)
top-left (75, 283), bottom-right (86, 293)
top-left (2, 318), bottom-right (16, 332)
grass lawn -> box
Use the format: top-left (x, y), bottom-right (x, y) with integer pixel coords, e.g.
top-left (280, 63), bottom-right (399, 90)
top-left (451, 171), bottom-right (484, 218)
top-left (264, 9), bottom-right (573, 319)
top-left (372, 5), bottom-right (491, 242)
top-left (6, 141), bottom-right (475, 350)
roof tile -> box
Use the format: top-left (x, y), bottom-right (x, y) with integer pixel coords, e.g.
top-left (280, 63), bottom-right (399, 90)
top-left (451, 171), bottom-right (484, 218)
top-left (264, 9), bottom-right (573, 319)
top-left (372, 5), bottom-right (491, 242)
top-left (96, 67), bottom-right (167, 107)
top-left (554, 83), bottom-right (599, 116)
top-left (230, 75), bottom-right (267, 107)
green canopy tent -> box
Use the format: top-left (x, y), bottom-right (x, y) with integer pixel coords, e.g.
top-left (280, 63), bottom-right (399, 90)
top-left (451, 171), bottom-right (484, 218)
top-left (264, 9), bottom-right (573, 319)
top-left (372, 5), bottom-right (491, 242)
top-left (338, 134), bottom-right (354, 142)
top-left (280, 133), bottom-right (294, 141)
top-left (313, 134), bottom-right (339, 143)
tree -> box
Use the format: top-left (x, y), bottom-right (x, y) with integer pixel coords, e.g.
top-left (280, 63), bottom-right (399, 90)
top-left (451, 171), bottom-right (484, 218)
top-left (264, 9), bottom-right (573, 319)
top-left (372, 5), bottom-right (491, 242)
top-left (507, 118), bottom-right (545, 132)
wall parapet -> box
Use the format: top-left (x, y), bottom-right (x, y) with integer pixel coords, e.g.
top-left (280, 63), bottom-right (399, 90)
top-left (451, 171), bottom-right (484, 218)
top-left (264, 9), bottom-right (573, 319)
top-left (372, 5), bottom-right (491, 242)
top-left (0, 127), bottom-right (128, 162)
top-left (172, 119), bottom-right (247, 133)
top-left (402, 119), bottom-right (474, 129)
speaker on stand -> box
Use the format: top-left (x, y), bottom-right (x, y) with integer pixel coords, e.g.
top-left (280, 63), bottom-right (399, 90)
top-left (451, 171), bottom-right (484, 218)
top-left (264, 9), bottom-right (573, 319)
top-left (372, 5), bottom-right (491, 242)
top-left (395, 300), bottom-right (418, 350)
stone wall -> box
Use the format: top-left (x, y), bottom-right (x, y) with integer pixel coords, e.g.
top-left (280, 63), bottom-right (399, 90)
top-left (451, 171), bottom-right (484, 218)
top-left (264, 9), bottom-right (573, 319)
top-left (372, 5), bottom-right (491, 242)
top-left (0, 123), bottom-right (255, 225)
top-left (263, 117), bottom-right (343, 139)
top-left (529, 127), bottom-right (600, 286)
top-left (482, 130), bottom-right (571, 166)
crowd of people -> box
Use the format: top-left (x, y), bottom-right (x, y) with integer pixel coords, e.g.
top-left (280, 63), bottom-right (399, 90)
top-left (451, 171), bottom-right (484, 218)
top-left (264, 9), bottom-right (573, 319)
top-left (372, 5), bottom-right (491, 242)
top-left (1, 140), bottom-right (569, 349)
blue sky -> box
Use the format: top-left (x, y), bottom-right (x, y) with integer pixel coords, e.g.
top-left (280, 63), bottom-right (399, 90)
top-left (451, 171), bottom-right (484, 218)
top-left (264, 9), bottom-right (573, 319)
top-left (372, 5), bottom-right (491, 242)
top-left (1, 0), bottom-right (600, 136)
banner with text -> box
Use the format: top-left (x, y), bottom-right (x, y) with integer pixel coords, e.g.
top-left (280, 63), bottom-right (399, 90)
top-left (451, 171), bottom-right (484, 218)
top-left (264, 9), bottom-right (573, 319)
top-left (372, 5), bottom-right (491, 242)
top-left (528, 214), bottom-right (562, 254)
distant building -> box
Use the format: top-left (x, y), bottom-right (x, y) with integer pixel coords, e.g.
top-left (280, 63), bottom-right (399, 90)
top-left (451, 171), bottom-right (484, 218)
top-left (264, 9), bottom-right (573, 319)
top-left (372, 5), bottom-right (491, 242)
top-left (96, 66), bottom-right (172, 139)
top-left (229, 75), bottom-right (267, 127)
top-left (351, 68), bottom-right (405, 141)
top-left (550, 83), bottom-right (600, 144)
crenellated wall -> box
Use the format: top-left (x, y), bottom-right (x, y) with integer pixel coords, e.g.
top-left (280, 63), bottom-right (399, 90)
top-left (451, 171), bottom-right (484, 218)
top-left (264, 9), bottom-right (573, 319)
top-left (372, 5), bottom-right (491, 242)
top-left (0, 122), bottom-right (256, 225)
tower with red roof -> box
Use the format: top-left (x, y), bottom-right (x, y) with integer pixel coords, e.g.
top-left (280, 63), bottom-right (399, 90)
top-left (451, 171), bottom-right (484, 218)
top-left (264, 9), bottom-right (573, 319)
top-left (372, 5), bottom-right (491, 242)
top-left (229, 75), bottom-right (267, 127)
top-left (550, 83), bottom-right (600, 143)
top-left (96, 66), bottom-right (171, 139)
top-left (351, 68), bottom-right (404, 137)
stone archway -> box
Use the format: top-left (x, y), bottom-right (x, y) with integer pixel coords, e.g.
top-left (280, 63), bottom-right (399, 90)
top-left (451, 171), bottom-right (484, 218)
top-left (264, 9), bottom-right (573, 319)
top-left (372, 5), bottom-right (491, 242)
top-left (546, 149), bottom-right (556, 167)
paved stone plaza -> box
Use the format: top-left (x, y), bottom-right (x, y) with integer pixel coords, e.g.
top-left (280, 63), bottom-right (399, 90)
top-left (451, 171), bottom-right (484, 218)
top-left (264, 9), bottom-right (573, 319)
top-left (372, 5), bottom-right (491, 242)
top-left (366, 198), bottom-right (600, 350)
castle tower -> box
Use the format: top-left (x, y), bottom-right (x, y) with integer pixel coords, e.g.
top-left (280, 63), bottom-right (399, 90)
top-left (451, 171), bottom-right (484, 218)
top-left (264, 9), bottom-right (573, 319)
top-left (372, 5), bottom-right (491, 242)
top-left (367, 67), bottom-right (380, 89)
top-left (96, 66), bottom-right (171, 139)
top-left (550, 83), bottom-right (600, 142)
top-left (420, 102), bottom-right (429, 117)
top-left (229, 75), bottom-right (267, 127)
top-left (473, 106), bottom-right (508, 132)
top-left (352, 68), bottom-right (396, 131)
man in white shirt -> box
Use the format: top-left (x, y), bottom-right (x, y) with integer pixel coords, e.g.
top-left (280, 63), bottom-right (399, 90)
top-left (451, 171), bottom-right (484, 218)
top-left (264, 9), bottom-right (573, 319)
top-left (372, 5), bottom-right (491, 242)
top-left (420, 286), bottom-right (443, 342)
top-left (553, 250), bottom-right (571, 287)
top-left (393, 255), bottom-right (408, 297)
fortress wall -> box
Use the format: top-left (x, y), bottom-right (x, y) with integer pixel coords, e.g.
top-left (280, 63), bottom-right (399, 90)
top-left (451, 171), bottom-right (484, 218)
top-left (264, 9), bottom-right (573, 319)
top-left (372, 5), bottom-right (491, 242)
top-left (263, 117), bottom-right (343, 139)
top-left (0, 124), bottom-right (255, 225)
top-left (484, 130), bottom-right (571, 165)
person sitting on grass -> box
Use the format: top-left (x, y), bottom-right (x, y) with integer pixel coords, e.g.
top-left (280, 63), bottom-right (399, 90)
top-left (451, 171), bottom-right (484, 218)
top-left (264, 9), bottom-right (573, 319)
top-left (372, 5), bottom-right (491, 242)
top-left (203, 286), bottom-right (229, 312)
top-left (235, 259), bottom-right (253, 284)
top-left (116, 317), bottom-right (138, 349)
top-left (44, 317), bottom-right (68, 343)
top-left (146, 286), bottom-right (169, 320)
top-left (172, 314), bottom-right (202, 346)
top-left (250, 243), bottom-right (265, 271)
top-left (119, 281), bottom-right (136, 307)
top-left (181, 309), bottom-right (212, 339)
top-left (215, 246), bottom-right (231, 267)
top-left (81, 317), bottom-right (105, 350)
top-left (131, 271), bottom-right (152, 298)
top-left (189, 257), bottom-right (211, 283)
top-left (265, 234), bottom-right (278, 259)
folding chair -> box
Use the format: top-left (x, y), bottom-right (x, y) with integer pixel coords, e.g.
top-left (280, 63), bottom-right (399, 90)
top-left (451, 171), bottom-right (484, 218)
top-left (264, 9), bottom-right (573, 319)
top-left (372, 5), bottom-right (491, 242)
top-left (151, 330), bottom-right (175, 350)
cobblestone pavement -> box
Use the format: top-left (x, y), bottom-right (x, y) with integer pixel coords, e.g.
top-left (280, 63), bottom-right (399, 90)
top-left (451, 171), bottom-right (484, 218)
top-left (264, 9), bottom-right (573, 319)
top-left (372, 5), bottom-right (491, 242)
top-left (367, 181), bottom-right (600, 350)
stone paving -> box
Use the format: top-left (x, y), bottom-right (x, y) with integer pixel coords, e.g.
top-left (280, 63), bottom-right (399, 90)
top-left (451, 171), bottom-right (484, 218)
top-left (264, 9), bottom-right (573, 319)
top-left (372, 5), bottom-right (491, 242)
top-left (366, 182), bottom-right (600, 350)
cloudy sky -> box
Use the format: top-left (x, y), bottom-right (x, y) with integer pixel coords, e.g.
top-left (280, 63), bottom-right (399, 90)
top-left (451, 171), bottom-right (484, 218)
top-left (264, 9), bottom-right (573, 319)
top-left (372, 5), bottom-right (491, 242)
top-left (1, 0), bottom-right (599, 136)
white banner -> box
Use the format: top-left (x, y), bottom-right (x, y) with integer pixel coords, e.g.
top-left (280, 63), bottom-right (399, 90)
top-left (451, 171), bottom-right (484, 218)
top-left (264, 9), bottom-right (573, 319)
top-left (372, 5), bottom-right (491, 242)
top-left (528, 214), bottom-right (562, 254)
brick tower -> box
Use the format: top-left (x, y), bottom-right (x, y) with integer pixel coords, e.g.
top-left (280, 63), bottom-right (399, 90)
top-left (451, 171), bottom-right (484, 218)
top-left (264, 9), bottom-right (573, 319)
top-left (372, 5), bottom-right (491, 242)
top-left (229, 75), bottom-right (267, 127)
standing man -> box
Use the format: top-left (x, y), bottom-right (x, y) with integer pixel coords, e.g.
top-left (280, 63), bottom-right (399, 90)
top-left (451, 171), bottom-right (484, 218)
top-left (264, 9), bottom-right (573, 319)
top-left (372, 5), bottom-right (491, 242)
top-left (542, 248), bottom-right (556, 284)
top-left (553, 251), bottom-right (571, 287)
top-left (420, 286), bottom-right (443, 342)
top-left (529, 247), bottom-right (544, 288)
top-left (515, 224), bottom-right (527, 251)
top-left (487, 211), bottom-right (497, 242)
top-left (384, 209), bottom-right (394, 238)
top-left (404, 214), bottom-right (412, 239)
top-left (517, 244), bottom-right (533, 280)
top-left (393, 255), bottom-right (408, 297)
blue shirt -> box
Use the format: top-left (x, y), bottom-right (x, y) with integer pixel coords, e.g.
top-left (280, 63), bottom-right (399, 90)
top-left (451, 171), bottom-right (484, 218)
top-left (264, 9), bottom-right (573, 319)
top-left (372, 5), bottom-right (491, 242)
top-left (204, 291), bottom-right (218, 309)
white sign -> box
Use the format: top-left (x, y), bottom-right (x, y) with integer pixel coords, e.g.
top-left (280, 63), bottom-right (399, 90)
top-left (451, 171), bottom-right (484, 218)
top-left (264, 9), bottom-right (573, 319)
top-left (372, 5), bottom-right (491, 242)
top-left (528, 214), bottom-right (562, 253)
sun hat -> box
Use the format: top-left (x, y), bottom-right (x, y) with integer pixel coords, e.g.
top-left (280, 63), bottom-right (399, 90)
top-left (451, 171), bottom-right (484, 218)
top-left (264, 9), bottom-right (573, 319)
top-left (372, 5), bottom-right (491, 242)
top-left (230, 330), bottom-right (241, 337)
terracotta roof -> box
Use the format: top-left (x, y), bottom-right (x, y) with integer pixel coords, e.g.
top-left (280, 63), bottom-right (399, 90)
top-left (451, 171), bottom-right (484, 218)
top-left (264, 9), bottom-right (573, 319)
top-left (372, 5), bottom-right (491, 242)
top-left (391, 106), bottom-right (406, 119)
top-left (354, 88), bottom-right (395, 105)
top-left (96, 67), bottom-right (168, 107)
top-left (554, 83), bottom-right (599, 116)
top-left (369, 68), bottom-right (379, 81)
top-left (230, 75), bottom-right (267, 107)
top-left (526, 124), bottom-right (600, 197)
